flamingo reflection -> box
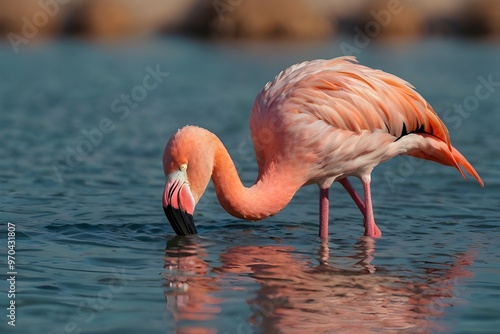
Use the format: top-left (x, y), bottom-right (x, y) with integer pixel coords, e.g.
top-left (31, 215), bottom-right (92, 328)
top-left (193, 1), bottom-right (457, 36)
top-left (163, 237), bottom-right (221, 334)
top-left (163, 236), bottom-right (475, 333)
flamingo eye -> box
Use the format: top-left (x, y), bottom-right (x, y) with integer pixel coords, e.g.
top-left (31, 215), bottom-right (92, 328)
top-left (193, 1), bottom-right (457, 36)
top-left (179, 163), bottom-right (188, 172)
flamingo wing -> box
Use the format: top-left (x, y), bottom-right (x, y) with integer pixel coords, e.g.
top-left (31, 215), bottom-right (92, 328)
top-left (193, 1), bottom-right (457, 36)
top-left (251, 56), bottom-right (483, 186)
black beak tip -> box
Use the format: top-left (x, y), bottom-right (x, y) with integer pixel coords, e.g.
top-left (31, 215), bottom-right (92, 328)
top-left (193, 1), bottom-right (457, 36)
top-left (163, 205), bottom-right (197, 236)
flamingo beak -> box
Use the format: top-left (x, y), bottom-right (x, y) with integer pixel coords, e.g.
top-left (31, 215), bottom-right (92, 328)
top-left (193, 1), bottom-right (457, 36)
top-left (162, 177), bottom-right (197, 235)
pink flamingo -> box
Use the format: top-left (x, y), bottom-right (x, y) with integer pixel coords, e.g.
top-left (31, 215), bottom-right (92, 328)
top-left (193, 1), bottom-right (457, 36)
top-left (162, 57), bottom-right (483, 238)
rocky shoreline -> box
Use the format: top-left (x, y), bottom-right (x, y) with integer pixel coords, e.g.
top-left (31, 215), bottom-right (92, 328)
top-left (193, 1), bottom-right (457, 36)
top-left (1, 0), bottom-right (499, 42)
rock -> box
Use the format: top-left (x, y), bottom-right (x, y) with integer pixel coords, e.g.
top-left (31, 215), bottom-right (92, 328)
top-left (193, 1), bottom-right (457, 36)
top-left (458, 0), bottom-right (500, 37)
top-left (339, 0), bottom-right (424, 39)
top-left (0, 0), bottom-right (66, 37)
top-left (178, 0), bottom-right (332, 39)
top-left (65, 0), bottom-right (136, 38)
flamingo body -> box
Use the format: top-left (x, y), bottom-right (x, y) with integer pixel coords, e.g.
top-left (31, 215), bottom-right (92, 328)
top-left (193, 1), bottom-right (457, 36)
top-left (162, 57), bottom-right (483, 238)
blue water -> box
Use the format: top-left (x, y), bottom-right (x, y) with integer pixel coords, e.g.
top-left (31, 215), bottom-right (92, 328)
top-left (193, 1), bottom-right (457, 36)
top-left (0, 37), bottom-right (499, 333)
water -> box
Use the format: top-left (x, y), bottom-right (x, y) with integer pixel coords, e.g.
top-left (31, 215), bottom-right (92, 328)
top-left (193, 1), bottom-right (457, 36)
top-left (0, 37), bottom-right (499, 333)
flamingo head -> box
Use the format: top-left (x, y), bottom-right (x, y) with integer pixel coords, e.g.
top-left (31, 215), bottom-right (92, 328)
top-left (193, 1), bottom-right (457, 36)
top-left (162, 126), bottom-right (214, 235)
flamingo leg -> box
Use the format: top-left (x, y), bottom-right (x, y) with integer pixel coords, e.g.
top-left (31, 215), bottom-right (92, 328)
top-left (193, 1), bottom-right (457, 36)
top-left (319, 187), bottom-right (329, 239)
top-left (361, 175), bottom-right (382, 237)
top-left (339, 178), bottom-right (366, 215)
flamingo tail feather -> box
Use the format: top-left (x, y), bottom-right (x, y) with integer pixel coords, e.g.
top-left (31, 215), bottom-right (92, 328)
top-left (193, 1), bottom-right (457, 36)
top-left (452, 147), bottom-right (484, 188)
top-left (406, 134), bottom-right (483, 187)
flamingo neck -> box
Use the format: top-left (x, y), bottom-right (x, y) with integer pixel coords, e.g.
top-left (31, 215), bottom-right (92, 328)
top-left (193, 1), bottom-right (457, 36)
top-left (211, 139), bottom-right (301, 221)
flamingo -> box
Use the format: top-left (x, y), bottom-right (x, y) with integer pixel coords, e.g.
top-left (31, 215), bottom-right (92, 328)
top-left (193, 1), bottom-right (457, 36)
top-left (162, 56), bottom-right (483, 238)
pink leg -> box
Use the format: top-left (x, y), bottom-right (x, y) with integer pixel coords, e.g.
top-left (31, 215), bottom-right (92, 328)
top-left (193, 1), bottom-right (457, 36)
top-left (361, 175), bottom-right (382, 237)
top-left (319, 187), bottom-right (329, 239)
top-left (339, 178), bottom-right (366, 216)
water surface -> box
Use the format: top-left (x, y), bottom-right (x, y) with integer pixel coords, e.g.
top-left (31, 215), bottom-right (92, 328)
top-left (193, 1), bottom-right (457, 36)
top-left (0, 37), bottom-right (499, 333)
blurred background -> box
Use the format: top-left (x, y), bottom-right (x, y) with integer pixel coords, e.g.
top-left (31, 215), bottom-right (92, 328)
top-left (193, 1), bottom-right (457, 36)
top-left (1, 0), bottom-right (500, 42)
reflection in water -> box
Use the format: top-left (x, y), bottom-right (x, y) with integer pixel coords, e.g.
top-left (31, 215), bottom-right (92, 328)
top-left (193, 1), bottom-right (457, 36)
top-left (163, 237), bottom-right (221, 334)
top-left (318, 237), bottom-right (377, 274)
top-left (163, 236), bottom-right (475, 333)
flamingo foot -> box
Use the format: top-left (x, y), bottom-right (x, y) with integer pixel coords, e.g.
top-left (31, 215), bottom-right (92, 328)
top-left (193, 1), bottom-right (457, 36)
top-left (361, 175), bottom-right (382, 238)
top-left (363, 219), bottom-right (382, 238)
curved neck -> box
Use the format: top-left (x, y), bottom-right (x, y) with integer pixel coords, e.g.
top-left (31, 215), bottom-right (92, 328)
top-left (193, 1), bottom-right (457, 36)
top-left (211, 139), bottom-right (301, 221)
